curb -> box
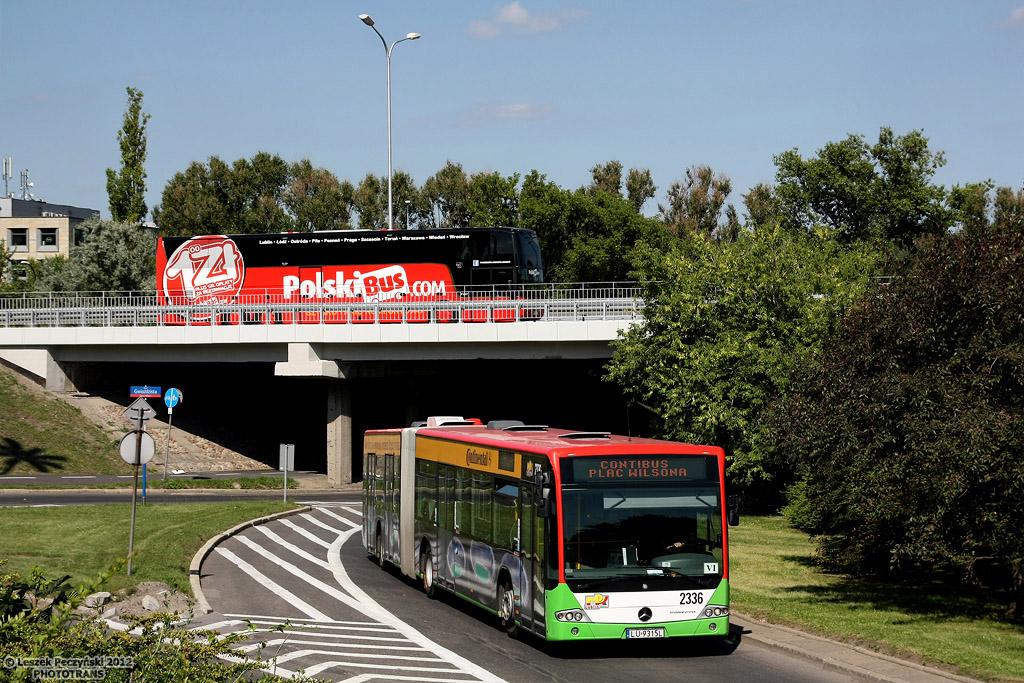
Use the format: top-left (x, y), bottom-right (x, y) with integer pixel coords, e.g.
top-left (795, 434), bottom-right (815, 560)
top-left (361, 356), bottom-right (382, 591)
top-left (731, 613), bottom-right (983, 683)
top-left (188, 505), bottom-right (313, 614)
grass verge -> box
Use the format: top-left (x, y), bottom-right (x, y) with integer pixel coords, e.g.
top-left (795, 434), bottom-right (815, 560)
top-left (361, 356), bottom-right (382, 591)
top-left (730, 516), bottom-right (1024, 682)
top-left (0, 476), bottom-right (297, 490)
top-left (0, 501), bottom-right (297, 595)
top-left (0, 367), bottom-right (129, 475)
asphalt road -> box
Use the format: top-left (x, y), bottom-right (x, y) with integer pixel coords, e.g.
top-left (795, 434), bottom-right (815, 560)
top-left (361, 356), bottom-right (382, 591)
top-left (190, 496), bottom-right (864, 683)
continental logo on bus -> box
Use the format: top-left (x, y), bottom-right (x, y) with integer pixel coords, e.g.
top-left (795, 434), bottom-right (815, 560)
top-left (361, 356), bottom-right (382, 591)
top-left (364, 433), bottom-right (401, 456)
top-left (416, 438), bottom-right (519, 476)
top-left (466, 448), bottom-right (490, 467)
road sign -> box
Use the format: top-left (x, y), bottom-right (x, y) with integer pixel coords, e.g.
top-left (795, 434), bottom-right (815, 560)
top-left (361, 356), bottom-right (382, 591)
top-left (119, 431), bottom-right (155, 465)
top-left (164, 387), bottom-right (182, 411)
top-left (130, 386), bottom-right (161, 398)
top-left (124, 397), bottom-right (156, 422)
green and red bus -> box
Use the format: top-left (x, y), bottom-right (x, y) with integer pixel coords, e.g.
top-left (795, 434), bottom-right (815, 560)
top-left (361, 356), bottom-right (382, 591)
top-left (362, 417), bottom-right (737, 642)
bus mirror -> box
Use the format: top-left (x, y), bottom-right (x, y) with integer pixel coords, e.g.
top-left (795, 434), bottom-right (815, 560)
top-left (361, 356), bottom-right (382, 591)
top-left (726, 494), bottom-right (740, 526)
top-left (537, 470), bottom-right (554, 518)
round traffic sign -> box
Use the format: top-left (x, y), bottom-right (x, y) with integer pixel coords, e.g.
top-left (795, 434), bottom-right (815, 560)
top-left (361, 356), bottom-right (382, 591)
top-left (119, 430), bottom-right (155, 465)
top-left (164, 388), bottom-right (183, 409)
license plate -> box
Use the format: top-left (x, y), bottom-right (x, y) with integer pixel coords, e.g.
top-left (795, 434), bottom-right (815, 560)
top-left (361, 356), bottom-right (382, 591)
top-left (626, 627), bottom-right (665, 639)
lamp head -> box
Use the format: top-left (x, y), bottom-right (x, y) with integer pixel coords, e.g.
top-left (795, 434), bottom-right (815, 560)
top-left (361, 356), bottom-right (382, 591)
top-left (407, 32), bottom-right (421, 40)
top-left (359, 14), bottom-right (374, 26)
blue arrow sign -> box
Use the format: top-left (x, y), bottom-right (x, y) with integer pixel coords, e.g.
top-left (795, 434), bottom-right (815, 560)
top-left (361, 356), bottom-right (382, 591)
top-left (164, 388), bottom-right (182, 409)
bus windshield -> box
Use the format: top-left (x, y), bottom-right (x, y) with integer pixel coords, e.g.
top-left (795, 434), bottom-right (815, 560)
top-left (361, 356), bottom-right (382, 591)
top-left (560, 483), bottom-right (724, 590)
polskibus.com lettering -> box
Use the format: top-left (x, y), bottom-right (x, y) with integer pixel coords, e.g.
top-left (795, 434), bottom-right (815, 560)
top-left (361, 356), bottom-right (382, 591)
top-left (589, 459), bottom-right (687, 479)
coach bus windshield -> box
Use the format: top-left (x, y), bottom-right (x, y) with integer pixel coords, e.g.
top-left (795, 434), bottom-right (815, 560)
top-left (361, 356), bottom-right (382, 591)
top-left (559, 455), bottom-right (724, 591)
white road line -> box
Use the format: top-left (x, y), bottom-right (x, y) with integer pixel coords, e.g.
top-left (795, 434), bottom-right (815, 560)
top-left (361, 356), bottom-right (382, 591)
top-left (233, 534), bottom-right (366, 613)
top-left (324, 518), bottom-right (507, 683)
top-left (214, 546), bottom-right (331, 621)
top-left (224, 614), bottom-right (380, 626)
top-left (279, 517), bottom-right (331, 548)
top-left (319, 506), bottom-right (361, 528)
top-left (251, 525), bottom-right (331, 569)
top-left (61, 476), bottom-right (96, 479)
top-left (299, 512), bottom-right (344, 535)
top-left (0, 476), bottom-right (36, 480)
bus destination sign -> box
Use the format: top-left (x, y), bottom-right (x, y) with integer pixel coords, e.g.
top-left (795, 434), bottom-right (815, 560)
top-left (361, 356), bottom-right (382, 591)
top-left (568, 456), bottom-right (714, 484)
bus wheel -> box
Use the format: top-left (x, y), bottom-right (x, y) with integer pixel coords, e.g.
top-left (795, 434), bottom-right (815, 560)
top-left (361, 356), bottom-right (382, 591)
top-left (421, 547), bottom-right (436, 598)
top-left (375, 530), bottom-right (384, 567)
top-left (498, 579), bottom-right (518, 637)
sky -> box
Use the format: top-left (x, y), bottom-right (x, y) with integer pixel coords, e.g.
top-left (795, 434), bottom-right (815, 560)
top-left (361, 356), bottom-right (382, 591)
top-left (1, 1), bottom-right (1022, 220)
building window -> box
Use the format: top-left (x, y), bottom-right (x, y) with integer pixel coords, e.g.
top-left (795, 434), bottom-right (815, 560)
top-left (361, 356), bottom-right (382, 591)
top-left (8, 228), bottom-right (27, 252)
top-left (38, 228), bottom-right (58, 252)
top-left (10, 261), bottom-right (29, 280)
top-left (74, 227), bottom-right (86, 245)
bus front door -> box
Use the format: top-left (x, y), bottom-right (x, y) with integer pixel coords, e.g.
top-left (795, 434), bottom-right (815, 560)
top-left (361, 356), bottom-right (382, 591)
top-left (520, 483), bottom-right (542, 633)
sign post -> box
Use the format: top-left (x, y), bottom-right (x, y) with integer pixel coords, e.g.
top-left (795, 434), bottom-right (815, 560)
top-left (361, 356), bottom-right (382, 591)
top-left (162, 388), bottom-right (183, 480)
top-left (279, 443), bottom-right (295, 504)
top-left (123, 394), bottom-right (157, 577)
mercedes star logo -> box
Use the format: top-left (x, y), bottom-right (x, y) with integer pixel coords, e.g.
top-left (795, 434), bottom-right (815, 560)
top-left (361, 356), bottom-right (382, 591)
top-left (638, 607), bottom-right (653, 622)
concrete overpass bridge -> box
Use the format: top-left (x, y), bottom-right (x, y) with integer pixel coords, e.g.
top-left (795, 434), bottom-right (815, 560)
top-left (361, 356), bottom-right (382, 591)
top-left (0, 284), bottom-right (643, 484)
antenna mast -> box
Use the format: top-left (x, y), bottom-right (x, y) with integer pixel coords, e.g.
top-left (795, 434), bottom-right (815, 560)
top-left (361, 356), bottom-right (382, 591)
top-left (2, 157), bottom-right (11, 198)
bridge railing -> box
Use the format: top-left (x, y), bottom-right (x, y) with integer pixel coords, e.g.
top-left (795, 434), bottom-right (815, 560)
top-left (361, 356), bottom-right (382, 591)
top-left (0, 283), bottom-right (644, 328)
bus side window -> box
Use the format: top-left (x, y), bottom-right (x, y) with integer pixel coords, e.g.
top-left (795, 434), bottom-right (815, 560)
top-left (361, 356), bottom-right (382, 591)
top-left (494, 480), bottom-right (519, 551)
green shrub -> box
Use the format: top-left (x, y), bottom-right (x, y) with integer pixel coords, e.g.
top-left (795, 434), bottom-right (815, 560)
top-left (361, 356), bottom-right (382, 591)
top-left (768, 226), bottom-right (1024, 615)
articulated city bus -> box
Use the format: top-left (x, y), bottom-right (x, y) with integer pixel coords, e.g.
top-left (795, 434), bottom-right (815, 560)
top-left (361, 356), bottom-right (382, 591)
top-left (156, 226), bottom-right (543, 323)
top-left (362, 417), bottom-right (737, 642)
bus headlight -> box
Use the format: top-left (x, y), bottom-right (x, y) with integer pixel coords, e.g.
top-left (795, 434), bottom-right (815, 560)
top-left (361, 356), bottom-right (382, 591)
top-left (556, 609), bottom-right (585, 622)
top-left (703, 606), bottom-right (729, 618)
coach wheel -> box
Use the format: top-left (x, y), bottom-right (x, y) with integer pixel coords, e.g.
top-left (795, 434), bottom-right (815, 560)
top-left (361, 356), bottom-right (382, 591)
top-left (375, 529), bottom-right (385, 567)
top-left (421, 546), bottom-right (436, 599)
top-left (498, 578), bottom-right (518, 638)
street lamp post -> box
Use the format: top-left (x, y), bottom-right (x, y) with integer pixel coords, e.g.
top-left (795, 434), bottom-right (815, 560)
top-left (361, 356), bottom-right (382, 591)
top-left (359, 13), bottom-right (420, 231)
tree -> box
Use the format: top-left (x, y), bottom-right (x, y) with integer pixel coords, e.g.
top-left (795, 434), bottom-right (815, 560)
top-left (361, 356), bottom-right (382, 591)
top-left (606, 228), bottom-right (885, 508)
top-left (33, 218), bottom-right (156, 291)
top-left (153, 153), bottom-right (346, 236)
top-left (769, 227), bottom-right (1024, 613)
top-left (658, 165), bottom-right (737, 240)
top-left (283, 160), bottom-right (353, 231)
top-left (587, 161), bottom-right (623, 197)
top-left (421, 161), bottom-right (471, 228)
top-left (105, 87), bottom-right (150, 223)
top-left (625, 168), bottom-right (656, 215)
top-left (349, 170), bottom-right (420, 229)
top-left (774, 127), bottom-right (951, 244)
top-left (468, 170), bottom-right (520, 226)
top-left (520, 171), bottom-right (674, 282)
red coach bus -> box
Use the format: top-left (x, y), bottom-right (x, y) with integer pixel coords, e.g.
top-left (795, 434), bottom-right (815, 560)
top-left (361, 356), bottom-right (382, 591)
top-left (156, 226), bottom-right (544, 324)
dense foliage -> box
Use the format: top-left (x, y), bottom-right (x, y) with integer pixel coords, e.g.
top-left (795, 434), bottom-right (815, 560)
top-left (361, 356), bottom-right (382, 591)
top-left (0, 561), bottom-right (307, 683)
top-left (606, 227), bottom-right (885, 508)
top-left (32, 218), bottom-right (156, 292)
top-left (768, 226), bottom-right (1024, 612)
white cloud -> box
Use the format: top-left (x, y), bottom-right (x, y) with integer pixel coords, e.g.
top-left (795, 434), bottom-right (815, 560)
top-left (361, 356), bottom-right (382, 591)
top-left (467, 2), bottom-right (589, 38)
top-left (1004, 6), bottom-right (1024, 24)
top-left (461, 102), bottom-right (554, 126)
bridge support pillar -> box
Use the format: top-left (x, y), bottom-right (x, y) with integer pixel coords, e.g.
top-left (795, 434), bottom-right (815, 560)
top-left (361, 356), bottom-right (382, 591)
top-left (326, 380), bottom-right (353, 487)
top-left (45, 352), bottom-right (77, 393)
